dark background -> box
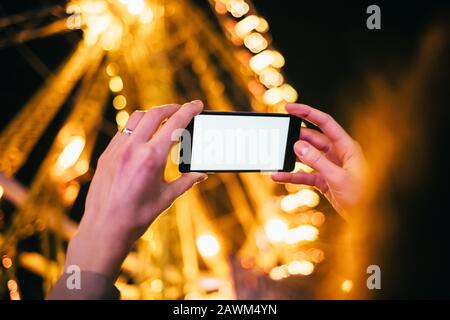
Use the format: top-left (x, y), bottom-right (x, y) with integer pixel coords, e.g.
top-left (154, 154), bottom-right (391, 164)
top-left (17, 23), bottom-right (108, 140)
top-left (1, 1), bottom-right (449, 298)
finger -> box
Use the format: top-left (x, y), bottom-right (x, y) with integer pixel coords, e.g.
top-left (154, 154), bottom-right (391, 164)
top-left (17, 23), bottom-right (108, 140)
top-left (287, 103), bottom-right (354, 152)
top-left (110, 111), bottom-right (146, 147)
top-left (294, 140), bottom-right (344, 184)
top-left (300, 128), bottom-right (341, 165)
top-left (271, 172), bottom-right (329, 193)
top-left (151, 100), bottom-right (203, 155)
top-left (167, 172), bottom-right (208, 200)
top-left (132, 104), bottom-right (181, 142)
top-left (300, 128), bottom-right (332, 153)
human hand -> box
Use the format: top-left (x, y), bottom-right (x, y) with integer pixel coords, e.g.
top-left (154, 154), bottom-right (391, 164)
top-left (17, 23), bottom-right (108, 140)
top-left (272, 103), bottom-right (367, 220)
top-left (65, 101), bottom-right (207, 278)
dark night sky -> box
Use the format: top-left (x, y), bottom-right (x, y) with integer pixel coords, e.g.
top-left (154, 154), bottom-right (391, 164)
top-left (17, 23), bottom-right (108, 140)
top-left (1, 1), bottom-right (449, 298)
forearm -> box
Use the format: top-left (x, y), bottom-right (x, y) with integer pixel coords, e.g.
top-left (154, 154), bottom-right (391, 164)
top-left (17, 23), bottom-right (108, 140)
top-left (47, 222), bottom-right (133, 300)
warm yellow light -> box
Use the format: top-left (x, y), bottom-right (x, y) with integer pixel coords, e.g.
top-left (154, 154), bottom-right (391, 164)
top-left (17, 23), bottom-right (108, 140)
top-left (75, 159), bottom-right (90, 176)
top-left (113, 95), bottom-right (127, 109)
top-left (2, 255), bottom-right (12, 269)
top-left (280, 194), bottom-right (300, 212)
top-left (311, 212), bottom-right (326, 226)
top-left (259, 67), bottom-right (284, 88)
top-left (293, 161), bottom-right (313, 173)
top-left (196, 234), bottom-right (220, 257)
top-left (281, 189), bottom-right (320, 212)
top-left (256, 18), bottom-right (269, 33)
top-left (285, 225), bottom-right (319, 244)
top-left (269, 265), bottom-right (289, 280)
top-left (263, 87), bottom-right (283, 105)
top-left (296, 189), bottom-right (320, 208)
top-left (227, 0), bottom-right (249, 18)
top-left (63, 182), bottom-right (80, 204)
top-left (101, 22), bottom-right (123, 51)
top-left (244, 32), bottom-right (268, 53)
top-left (139, 7), bottom-right (154, 24)
top-left (249, 51), bottom-right (272, 73)
top-left (341, 280), bottom-right (353, 293)
top-left (106, 63), bottom-right (119, 76)
top-left (264, 218), bottom-right (288, 243)
top-left (271, 51), bottom-right (285, 68)
top-left (288, 260), bottom-right (314, 275)
top-left (127, 0), bottom-right (145, 15)
top-left (109, 76), bottom-right (123, 92)
top-left (10, 291), bottom-right (20, 300)
top-left (279, 84), bottom-right (298, 103)
top-left (116, 110), bottom-right (130, 128)
top-left (80, 1), bottom-right (108, 15)
top-left (150, 279), bottom-right (163, 292)
top-left (56, 136), bottom-right (85, 171)
top-left (309, 248), bottom-right (325, 263)
top-left (0, 185), bottom-right (4, 199)
top-left (7, 280), bottom-right (18, 292)
top-left (249, 50), bottom-right (285, 74)
top-left (235, 15), bottom-right (260, 38)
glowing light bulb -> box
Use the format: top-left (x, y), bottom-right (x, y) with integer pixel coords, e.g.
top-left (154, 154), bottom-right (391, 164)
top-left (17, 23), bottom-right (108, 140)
top-left (280, 194), bottom-right (300, 212)
top-left (0, 185), bottom-right (4, 199)
top-left (309, 248), bottom-right (325, 263)
top-left (140, 8), bottom-right (154, 24)
top-left (293, 161), bottom-right (313, 173)
top-left (127, 0), bottom-right (145, 15)
top-left (249, 51), bottom-right (272, 73)
top-left (227, 0), bottom-right (249, 18)
top-left (264, 218), bottom-right (288, 243)
top-left (196, 234), bottom-right (220, 257)
top-left (296, 189), bottom-right (320, 208)
top-left (2, 255), bottom-right (12, 269)
top-left (279, 84), bottom-right (298, 103)
top-left (288, 260), bottom-right (314, 275)
top-left (263, 87), bottom-right (283, 105)
top-left (63, 182), bottom-right (80, 204)
top-left (235, 15), bottom-right (260, 38)
top-left (311, 211), bottom-right (326, 226)
top-left (269, 265), bottom-right (289, 280)
top-left (7, 280), bottom-right (18, 292)
top-left (56, 136), bottom-right (85, 171)
top-left (109, 76), bottom-right (123, 92)
top-left (259, 67), bottom-right (284, 88)
top-left (244, 33), bottom-right (268, 53)
top-left (341, 280), bottom-right (353, 293)
top-left (106, 63), bottom-right (119, 76)
top-left (116, 110), bottom-right (130, 128)
top-left (285, 225), bottom-right (319, 244)
top-left (255, 18), bottom-right (269, 33)
top-left (150, 279), bottom-right (163, 292)
top-left (249, 50), bottom-right (285, 74)
top-left (113, 95), bottom-right (127, 109)
top-left (280, 189), bottom-right (320, 212)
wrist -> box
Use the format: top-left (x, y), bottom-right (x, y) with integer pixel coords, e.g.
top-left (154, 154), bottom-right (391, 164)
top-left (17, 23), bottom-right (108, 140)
top-left (65, 221), bottom-right (134, 279)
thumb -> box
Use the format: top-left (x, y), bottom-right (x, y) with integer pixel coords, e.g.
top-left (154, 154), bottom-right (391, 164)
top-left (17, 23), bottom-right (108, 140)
top-left (168, 172), bottom-right (208, 199)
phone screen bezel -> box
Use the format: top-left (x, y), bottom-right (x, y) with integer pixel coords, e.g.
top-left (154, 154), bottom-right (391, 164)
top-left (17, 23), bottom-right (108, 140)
top-left (178, 110), bottom-right (301, 173)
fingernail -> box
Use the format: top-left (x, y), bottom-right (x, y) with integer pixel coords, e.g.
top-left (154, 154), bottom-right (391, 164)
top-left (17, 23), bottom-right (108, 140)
top-left (190, 100), bottom-right (202, 106)
top-left (295, 142), bottom-right (309, 157)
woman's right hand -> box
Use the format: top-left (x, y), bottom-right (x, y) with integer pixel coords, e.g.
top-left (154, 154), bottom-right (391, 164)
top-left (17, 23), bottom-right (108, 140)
top-left (65, 100), bottom-right (207, 279)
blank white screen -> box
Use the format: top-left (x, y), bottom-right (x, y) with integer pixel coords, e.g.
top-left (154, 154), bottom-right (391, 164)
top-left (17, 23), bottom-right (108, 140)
top-left (190, 114), bottom-right (290, 171)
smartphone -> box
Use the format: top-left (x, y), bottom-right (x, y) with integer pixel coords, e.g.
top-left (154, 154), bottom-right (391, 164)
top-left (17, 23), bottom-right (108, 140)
top-left (178, 111), bottom-right (301, 173)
